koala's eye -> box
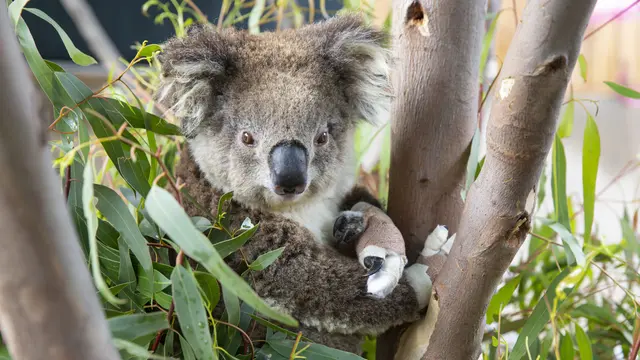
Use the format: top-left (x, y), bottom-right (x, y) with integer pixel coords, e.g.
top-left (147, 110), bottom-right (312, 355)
top-left (241, 132), bottom-right (256, 146)
top-left (315, 131), bottom-right (329, 146)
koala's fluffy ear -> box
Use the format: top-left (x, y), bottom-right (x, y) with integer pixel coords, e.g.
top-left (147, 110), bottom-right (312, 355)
top-left (155, 25), bottom-right (233, 138)
top-left (313, 14), bottom-right (392, 126)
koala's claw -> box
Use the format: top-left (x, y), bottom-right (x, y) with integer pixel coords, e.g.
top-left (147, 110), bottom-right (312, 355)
top-left (333, 211), bottom-right (365, 246)
top-left (363, 256), bottom-right (384, 276)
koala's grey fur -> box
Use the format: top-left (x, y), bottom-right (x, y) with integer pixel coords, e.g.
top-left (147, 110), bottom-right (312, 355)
top-left (157, 14), bottom-right (425, 352)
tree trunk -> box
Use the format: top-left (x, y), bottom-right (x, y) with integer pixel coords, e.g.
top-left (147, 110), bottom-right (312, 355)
top-left (386, 0), bottom-right (598, 359)
top-left (377, 0), bottom-right (485, 357)
top-left (0, 8), bottom-right (120, 360)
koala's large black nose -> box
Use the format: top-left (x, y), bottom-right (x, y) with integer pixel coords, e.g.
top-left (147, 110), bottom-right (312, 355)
top-left (269, 141), bottom-right (308, 196)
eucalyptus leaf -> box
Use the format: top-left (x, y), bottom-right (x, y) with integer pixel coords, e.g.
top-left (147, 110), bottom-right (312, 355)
top-left (171, 266), bottom-right (215, 360)
top-left (578, 54), bottom-right (588, 82)
top-left (510, 267), bottom-right (573, 360)
top-left (109, 312), bottom-right (170, 341)
top-left (94, 184), bottom-right (154, 295)
top-left (604, 81), bottom-right (640, 99)
top-left (214, 224), bottom-right (259, 259)
top-left (145, 186), bottom-right (298, 327)
top-left (551, 135), bottom-right (571, 231)
top-left (559, 334), bottom-right (575, 360)
top-left (486, 275), bottom-right (521, 324)
top-left (248, 247), bottom-right (285, 271)
top-left (113, 338), bottom-right (174, 360)
top-left (194, 271), bottom-right (220, 311)
top-left (548, 222), bottom-right (585, 267)
top-left (24, 8), bottom-right (97, 66)
top-left (83, 160), bottom-right (124, 305)
top-left (582, 113), bottom-right (600, 244)
top-left (575, 326), bottom-right (593, 360)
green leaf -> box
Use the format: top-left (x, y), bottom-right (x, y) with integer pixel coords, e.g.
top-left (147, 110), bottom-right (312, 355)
top-left (551, 135), bottom-right (571, 230)
top-left (222, 286), bottom-right (240, 326)
top-left (109, 313), bottom-right (169, 341)
top-left (194, 271), bottom-right (220, 311)
top-left (461, 126), bottom-right (481, 201)
top-left (267, 339), bottom-right (366, 360)
top-left (578, 54), bottom-right (588, 82)
top-left (575, 326), bottom-right (593, 360)
top-left (582, 113), bottom-right (600, 244)
top-left (112, 339), bottom-right (170, 360)
top-left (171, 265), bottom-right (215, 360)
top-left (537, 163), bottom-right (548, 206)
top-left (178, 333), bottom-right (198, 360)
top-left (213, 224), bottom-right (259, 259)
top-left (23, 8), bottom-right (97, 66)
top-left (55, 71), bottom-right (180, 135)
top-left (216, 192), bottom-right (234, 225)
top-left (137, 267), bottom-right (171, 296)
top-left (479, 10), bottom-right (503, 80)
top-left (604, 81), bottom-right (640, 99)
top-left (510, 267), bottom-right (573, 360)
top-left (248, 314), bottom-right (308, 341)
top-left (94, 184), bottom-right (154, 295)
top-left (14, 17), bottom-right (77, 137)
top-left (572, 303), bottom-right (618, 325)
top-left (137, 43), bottom-right (162, 58)
top-left (248, 247), bottom-right (285, 271)
top-left (8, 0), bottom-right (29, 27)
top-left (82, 160), bottom-right (124, 305)
top-left (620, 217), bottom-right (640, 260)
top-left (548, 222), bottom-right (585, 267)
top-left (145, 186), bottom-right (298, 327)
top-left (557, 101), bottom-right (574, 139)
top-left (486, 275), bottom-right (521, 324)
top-left (559, 334), bottom-right (575, 360)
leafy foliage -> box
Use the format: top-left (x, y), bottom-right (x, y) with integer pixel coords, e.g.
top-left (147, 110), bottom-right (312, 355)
top-left (3, 1), bottom-right (639, 360)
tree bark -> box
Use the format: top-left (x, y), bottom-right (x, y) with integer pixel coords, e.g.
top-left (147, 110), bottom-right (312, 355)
top-left (0, 8), bottom-right (120, 360)
top-left (393, 1), bottom-right (597, 359)
top-left (377, 0), bottom-right (485, 357)
top-left (386, 0), bottom-right (485, 259)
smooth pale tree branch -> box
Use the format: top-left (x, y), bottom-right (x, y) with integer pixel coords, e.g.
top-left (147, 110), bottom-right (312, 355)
top-left (378, 0), bottom-right (485, 358)
top-left (421, 1), bottom-right (598, 359)
top-left (386, 0), bottom-right (484, 259)
top-left (0, 8), bottom-right (120, 360)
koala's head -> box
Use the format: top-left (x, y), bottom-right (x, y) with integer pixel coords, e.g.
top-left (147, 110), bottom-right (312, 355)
top-left (156, 14), bottom-right (391, 210)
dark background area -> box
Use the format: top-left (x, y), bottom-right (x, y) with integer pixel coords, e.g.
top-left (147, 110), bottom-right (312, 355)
top-left (23, 0), bottom-right (343, 62)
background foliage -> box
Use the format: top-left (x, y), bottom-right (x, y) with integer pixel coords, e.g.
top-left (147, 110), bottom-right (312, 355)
top-left (2, 0), bottom-right (640, 359)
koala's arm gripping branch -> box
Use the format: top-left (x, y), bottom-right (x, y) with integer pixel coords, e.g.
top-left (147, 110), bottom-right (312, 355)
top-left (238, 217), bottom-right (423, 336)
top-left (415, 1), bottom-right (598, 359)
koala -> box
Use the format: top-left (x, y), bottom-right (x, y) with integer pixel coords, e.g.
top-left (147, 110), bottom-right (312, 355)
top-left (155, 14), bottom-right (437, 352)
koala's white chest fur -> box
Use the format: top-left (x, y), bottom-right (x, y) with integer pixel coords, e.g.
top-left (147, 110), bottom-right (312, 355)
top-left (276, 199), bottom-right (340, 245)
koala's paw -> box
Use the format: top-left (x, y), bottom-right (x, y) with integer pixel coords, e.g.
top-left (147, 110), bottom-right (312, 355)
top-left (404, 263), bottom-right (432, 309)
top-left (333, 211), bottom-right (365, 247)
top-left (422, 225), bottom-right (455, 257)
top-left (365, 252), bottom-right (407, 299)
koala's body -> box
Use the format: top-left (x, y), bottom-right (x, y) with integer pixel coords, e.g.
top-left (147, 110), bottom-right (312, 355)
top-left (157, 15), bottom-right (432, 352)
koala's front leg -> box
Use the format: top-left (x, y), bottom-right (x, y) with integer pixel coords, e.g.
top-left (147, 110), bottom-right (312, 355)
top-left (240, 218), bottom-right (430, 336)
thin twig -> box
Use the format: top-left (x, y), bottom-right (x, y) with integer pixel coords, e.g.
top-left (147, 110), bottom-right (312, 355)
top-left (289, 332), bottom-right (303, 360)
top-left (584, 0), bottom-right (640, 40)
top-left (216, 319), bottom-right (256, 359)
top-left (64, 165), bottom-right (72, 200)
top-left (184, 0), bottom-right (207, 21)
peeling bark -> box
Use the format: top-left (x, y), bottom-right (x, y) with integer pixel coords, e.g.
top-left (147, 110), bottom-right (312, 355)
top-left (0, 8), bottom-right (119, 360)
